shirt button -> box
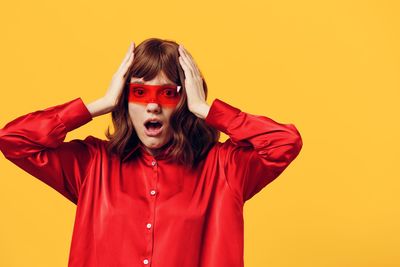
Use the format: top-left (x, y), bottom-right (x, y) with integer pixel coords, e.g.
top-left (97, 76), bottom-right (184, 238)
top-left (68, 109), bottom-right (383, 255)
top-left (150, 190), bottom-right (156, 196)
top-left (143, 259), bottom-right (149, 264)
top-left (146, 223), bottom-right (152, 229)
top-left (151, 160), bottom-right (157, 166)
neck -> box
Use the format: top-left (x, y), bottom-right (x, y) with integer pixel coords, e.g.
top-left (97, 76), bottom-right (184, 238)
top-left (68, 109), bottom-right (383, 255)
top-left (144, 146), bottom-right (162, 157)
top-left (142, 139), bottom-right (173, 157)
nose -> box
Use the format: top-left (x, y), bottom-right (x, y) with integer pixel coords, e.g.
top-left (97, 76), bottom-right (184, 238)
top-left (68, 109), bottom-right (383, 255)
top-left (146, 102), bottom-right (161, 114)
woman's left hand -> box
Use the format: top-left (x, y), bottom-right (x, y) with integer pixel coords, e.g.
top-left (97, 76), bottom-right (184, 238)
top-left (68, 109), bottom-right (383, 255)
top-left (178, 44), bottom-right (210, 119)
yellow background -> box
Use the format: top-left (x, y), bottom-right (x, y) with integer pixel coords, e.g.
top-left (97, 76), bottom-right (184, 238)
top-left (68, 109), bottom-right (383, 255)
top-left (1, 0), bottom-right (399, 266)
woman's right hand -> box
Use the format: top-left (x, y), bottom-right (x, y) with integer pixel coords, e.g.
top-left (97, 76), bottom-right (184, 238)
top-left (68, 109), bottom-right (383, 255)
top-left (103, 41), bottom-right (135, 108)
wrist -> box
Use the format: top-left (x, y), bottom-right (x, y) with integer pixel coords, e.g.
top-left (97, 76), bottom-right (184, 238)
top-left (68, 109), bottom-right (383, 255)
top-left (190, 102), bottom-right (210, 120)
top-left (103, 96), bottom-right (117, 109)
top-left (86, 97), bottom-right (114, 118)
top-left (102, 95), bottom-right (118, 109)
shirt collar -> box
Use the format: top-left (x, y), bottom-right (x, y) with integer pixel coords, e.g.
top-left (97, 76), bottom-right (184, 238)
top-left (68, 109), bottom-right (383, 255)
top-left (121, 142), bottom-right (141, 162)
top-left (122, 140), bottom-right (174, 162)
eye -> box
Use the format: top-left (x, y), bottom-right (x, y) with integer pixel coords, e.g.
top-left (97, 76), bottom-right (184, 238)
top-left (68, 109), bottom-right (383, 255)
top-left (161, 88), bottom-right (178, 98)
top-left (133, 88), bottom-right (146, 97)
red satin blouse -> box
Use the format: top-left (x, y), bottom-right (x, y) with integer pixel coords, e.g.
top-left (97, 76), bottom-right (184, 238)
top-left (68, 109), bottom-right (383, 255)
top-left (0, 97), bottom-right (303, 267)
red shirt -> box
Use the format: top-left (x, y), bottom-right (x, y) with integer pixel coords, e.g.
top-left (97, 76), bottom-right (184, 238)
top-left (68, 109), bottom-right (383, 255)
top-left (0, 97), bottom-right (303, 267)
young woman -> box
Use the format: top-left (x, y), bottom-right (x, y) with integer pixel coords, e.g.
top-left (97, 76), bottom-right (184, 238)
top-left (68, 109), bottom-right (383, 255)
top-left (0, 38), bottom-right (303, 267)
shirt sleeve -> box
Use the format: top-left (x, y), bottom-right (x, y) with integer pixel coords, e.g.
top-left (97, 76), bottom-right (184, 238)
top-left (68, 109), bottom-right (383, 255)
top-left (204, 98), bottom-right (303, 203)
top-left (0, 97), bottom-right (97, 204)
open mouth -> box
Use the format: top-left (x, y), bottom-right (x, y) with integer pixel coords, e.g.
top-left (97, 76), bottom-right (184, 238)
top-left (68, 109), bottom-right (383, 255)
top-left (144, 121), bottom-right (163, 130)
top-left (144, 119), bottom-right (164, 136)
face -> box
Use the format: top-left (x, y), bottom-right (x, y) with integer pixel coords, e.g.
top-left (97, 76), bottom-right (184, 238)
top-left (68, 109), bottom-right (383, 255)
top-left (128, 72), bottom-right (180, 156)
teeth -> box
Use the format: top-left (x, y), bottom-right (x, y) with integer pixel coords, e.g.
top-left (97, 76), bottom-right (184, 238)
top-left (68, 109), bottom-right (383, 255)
top-left (146, 120), bottom-right (162, 124)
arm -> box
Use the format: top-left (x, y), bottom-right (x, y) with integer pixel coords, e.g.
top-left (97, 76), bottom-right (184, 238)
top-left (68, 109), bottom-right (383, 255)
top-left (204, 98), bottom-right (303, 203)
top-left (0, 42), bottom-right (136, 204)
top-left (0, 97), bottom-right (104, 204)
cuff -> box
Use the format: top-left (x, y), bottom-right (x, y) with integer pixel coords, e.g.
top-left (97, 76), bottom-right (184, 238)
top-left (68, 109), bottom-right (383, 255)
top-left (204, 98), bottom-right (241, 133)
top-left (57, 97), bottom-right (93, 132)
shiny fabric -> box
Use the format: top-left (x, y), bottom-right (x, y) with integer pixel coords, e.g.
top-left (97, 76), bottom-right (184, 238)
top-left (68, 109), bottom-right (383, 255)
top-left (0, 97), bottom-right (303, 267)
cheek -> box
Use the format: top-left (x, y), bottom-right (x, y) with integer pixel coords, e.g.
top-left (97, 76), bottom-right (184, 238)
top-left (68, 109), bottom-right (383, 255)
top-left (163, 109), bottom-right (174, 124)
top-left (163, 110), bottom-right (176, 133)
top-left (128, 105), bottom-right (144, 129)
top-left (130, 116), bottom-right (141, 129)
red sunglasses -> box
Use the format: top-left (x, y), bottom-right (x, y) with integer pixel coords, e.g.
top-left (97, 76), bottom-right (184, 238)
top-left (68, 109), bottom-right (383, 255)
top-left (128, 83), bottom-right (182, 107)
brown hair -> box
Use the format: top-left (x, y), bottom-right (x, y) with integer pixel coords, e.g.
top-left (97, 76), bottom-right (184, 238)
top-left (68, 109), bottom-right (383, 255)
top-left (105, 38), bottom-right (220, 169)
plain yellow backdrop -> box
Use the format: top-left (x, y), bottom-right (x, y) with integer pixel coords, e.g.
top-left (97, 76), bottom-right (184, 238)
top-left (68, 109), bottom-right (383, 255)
top-left (1, 0), bottom-right (399, 266)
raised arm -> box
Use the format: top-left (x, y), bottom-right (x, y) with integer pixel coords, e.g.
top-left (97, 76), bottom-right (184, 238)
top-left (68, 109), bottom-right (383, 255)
top-left (0, 42), bottom-right (136, 204)
top-left (204, 98), bottom-right (303, 203)
top-left (0, 98), bottom-right (101, 203)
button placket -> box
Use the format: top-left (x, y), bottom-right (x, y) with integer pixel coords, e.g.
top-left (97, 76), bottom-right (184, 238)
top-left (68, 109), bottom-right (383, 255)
top-left (144, 158), bottom-right (158, 265)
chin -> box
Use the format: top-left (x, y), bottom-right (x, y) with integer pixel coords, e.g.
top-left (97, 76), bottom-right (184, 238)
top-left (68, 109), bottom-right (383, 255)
top-left (141, 137), bottom-right (167, 149)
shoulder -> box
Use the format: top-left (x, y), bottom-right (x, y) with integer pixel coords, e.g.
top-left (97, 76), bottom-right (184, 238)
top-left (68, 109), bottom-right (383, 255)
top-left (82, 135), bottom-right (107, 145)
top-left (213, 138), bottom-right (253, 155)
top-left (205, 138), bottom-right (253, 164)
top-left (65, 135), bottom-right (108, 154)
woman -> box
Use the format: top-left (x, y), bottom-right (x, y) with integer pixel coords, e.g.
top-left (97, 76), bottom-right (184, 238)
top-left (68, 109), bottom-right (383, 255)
top-left (0, 38), bottom-right (303, 267)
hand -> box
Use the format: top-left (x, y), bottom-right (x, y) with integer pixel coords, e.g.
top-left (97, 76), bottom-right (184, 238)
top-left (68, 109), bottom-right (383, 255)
top-left (104, 41), bottom-right (135, 108)
top-left (178, 44), bottom-right (210, 119)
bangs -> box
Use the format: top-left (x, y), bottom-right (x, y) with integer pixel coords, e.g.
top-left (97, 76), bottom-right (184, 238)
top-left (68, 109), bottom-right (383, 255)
top-left (106, 37), bottom-right (217, 169)
top-left (128, 40), bottom-right (181, 86)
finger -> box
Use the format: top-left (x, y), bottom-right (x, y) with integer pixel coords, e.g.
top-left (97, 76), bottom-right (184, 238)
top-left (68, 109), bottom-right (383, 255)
top-left (178, 55), bottom-right (188, 71)
top-left (186, 51), bottom-right (201, 77)
top-left (178, 46), bottom-right (195, 77)
top-left (178, 45), bottom-right (192, 68)
top-left (123, 42), bottom-right (135, 64)
top-left (179, 45), bottom-right (200, 77)
top-left (118, 42), bottom-right (135, 73)
top-left (122, 50), bottom-right (135, 74)
top-left (179, 56), bottom-right (192, 78)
